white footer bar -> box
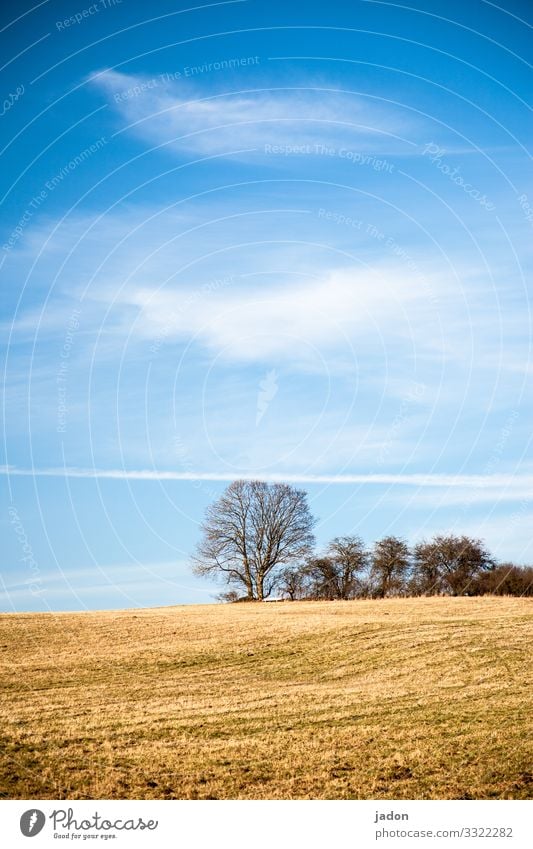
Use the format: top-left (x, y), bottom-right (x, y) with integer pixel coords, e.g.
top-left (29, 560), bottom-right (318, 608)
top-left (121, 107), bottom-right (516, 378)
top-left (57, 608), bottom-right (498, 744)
top-left (1, 799), bottom-right (531, 848)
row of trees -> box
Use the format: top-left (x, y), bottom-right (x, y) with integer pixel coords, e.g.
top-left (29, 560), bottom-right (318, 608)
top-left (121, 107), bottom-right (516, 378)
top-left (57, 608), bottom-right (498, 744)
top-left (192, 480), bottom-right (532, 601)
top-left (279, 535), bottom-right (533, 600)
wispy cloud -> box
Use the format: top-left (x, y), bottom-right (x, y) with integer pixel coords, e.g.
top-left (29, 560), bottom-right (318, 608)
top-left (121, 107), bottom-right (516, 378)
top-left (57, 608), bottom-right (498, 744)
top-left (118, 265), bottom-right (438, 362)
top-left (90, 68), bottom-right (413, 156)
top-left (0, 559), bottom-right (214, 610)
top-left (3, 195), bottom-right (530, 484)
top-left (3, 200), bottom-right (446, 367)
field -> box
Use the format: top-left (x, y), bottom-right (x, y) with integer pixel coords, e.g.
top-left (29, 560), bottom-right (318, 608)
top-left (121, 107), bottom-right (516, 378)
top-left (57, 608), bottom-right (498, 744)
top-left (0, 597), bottom-right (532, 800)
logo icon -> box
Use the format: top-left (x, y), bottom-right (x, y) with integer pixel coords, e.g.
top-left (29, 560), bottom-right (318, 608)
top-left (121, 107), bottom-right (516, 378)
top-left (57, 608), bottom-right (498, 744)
top-left (20, 809), bottom-right (46, 837)
top-left (256, 369), bottom-right (278, 425)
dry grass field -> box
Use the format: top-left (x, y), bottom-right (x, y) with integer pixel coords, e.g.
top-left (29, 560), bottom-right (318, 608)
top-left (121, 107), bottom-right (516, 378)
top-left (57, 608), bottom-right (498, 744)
top-left (0, 597), bottom-right (532, 800)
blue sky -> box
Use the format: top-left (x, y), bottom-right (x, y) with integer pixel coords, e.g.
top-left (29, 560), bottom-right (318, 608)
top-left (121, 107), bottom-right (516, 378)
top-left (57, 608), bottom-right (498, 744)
top-left (1, 0), bottom-right (532, 611)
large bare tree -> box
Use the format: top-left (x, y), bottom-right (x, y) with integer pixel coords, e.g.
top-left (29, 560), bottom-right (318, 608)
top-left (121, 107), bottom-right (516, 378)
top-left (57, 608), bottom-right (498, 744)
top-left (192, 480), bottom-right (316, 601)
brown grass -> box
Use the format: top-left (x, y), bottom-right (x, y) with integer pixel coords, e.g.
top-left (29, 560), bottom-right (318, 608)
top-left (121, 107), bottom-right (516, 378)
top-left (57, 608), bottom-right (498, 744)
top-left (0, 596), bottom-right (532, 799)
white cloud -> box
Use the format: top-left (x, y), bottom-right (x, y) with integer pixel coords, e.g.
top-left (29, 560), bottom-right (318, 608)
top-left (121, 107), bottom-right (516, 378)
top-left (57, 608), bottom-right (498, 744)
top-left (4, 204), bottom-right (530, 482)
top-left (4, 199), bottom-right (445, 366)
top-left (90, 68), bottom-right (412, 156)
top-left (118, 264), bottom-right (437, 362)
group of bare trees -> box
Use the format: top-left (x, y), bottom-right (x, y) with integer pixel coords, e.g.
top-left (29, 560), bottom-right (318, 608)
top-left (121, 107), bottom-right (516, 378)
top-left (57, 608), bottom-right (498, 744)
top-left (192, 480), bottom-right (532, 601)
top-left (279, 533), bottom-right (524, 600)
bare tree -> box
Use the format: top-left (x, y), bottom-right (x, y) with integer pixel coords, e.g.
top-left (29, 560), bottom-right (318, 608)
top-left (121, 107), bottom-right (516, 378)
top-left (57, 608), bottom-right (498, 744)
top-left (192, 480), bottom-right (316, 601)
top-left (370, 536), bottom-right (411, 598)
top-left (412, 534), bottom-right (495, 596)
top-left (278, 566), bottom-right (308, 601)
top-left (306, 536), bottom-right (368, 599)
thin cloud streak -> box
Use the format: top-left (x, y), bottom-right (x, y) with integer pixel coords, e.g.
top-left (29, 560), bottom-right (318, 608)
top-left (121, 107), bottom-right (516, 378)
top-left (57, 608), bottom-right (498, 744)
top-left (2, 465), bottom-right (532, 490)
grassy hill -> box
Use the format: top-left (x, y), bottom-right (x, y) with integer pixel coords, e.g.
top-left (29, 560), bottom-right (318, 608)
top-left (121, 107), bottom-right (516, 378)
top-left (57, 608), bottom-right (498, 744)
top-left (1, 597), bottom-right (531, 799)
